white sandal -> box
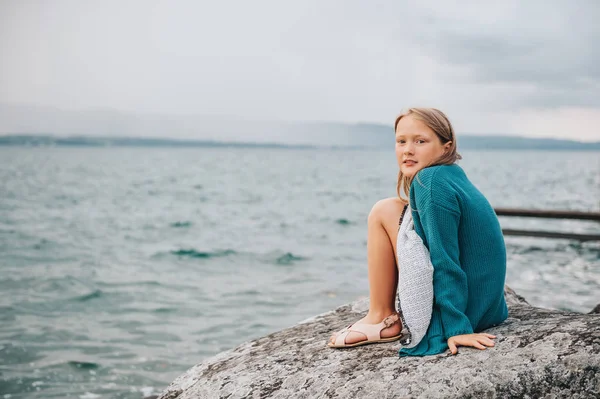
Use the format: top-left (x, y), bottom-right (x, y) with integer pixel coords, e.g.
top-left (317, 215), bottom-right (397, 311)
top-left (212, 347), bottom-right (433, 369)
top-left (328, 314), bottom-right (403, 348)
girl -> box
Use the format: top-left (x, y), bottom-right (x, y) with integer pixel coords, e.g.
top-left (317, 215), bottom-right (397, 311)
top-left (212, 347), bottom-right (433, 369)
top-left (328, 108), bottom-right (508, 356)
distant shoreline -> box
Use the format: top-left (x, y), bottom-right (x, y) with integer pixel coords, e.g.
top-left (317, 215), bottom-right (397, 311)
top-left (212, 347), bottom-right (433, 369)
top-left (1, 134), bottom-right (600, 151)
top-left (0, 134), bottom-right (318, 149)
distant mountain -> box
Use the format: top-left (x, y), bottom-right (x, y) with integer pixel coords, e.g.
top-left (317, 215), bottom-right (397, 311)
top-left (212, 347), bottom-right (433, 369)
top-left (0, 134), bottom-right (316, 149)
top-left (452, 135), bottom-right (600, 151)
top-left (2, 133), bottom-right (599, 151)
top-left (1, 103), bottom-right (599, 150)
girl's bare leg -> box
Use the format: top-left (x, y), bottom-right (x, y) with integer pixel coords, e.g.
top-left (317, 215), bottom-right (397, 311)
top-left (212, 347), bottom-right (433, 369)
top-left (330, 198), bottom-right (404, 345)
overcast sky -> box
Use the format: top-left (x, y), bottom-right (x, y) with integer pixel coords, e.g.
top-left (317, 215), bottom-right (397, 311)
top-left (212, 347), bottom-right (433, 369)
top-left (1, 0), bottom-right (599, 141)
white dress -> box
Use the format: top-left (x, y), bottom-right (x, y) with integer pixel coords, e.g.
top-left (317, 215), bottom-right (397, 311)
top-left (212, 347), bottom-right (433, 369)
top-left (396, 205), bottom-right (434, 348)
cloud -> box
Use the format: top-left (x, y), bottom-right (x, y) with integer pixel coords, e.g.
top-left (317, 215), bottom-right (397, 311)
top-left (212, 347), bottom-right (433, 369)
top-left (413, 1), bottom-right (600, 109)
top-left (0, 0), bottom-right (598, 140)
top-left (508, 107), bottom-right (600, 142)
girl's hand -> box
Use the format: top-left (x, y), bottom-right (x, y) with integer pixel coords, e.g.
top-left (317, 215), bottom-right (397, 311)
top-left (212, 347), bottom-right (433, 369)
top-left (447, 333), bottom-right (496, 355)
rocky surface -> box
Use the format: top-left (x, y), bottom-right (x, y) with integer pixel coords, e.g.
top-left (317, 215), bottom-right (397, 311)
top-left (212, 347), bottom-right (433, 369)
top-left (157, 287), bottom-right (600, 398)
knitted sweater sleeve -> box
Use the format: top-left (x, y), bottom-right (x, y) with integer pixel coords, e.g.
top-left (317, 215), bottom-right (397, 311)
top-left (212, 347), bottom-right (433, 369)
top-left (412, 170), bottom-right (474, 339)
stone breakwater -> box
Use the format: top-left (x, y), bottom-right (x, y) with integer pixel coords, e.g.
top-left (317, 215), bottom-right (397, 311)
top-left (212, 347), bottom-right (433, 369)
top-left (156, 287), bottom-right (600, 398)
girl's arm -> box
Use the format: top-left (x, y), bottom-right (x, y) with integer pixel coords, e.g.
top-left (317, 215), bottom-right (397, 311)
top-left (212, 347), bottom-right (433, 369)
top-left (412, 170), bottom-right (497, 354)
top-left (415, 200), bottom-right (474, 339)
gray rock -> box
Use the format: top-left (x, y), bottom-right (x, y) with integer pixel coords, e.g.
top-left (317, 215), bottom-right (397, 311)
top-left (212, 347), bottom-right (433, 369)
top-left (158, 286), bottom-right (600, 399)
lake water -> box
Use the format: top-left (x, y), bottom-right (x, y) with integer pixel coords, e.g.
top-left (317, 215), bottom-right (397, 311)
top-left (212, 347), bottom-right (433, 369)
top-left (1, 147), bottom-right (599, 398)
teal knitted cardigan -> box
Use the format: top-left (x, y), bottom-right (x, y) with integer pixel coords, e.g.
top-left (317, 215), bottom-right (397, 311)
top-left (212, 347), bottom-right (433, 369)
top-left (399, 164), bottom-right (508, 357)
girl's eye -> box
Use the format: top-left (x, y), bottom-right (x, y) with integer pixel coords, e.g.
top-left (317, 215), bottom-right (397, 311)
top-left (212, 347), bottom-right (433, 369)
top-left (416, 140), bottom-right (426, 144)
top-left (397, 140), bottom-right (406, 144)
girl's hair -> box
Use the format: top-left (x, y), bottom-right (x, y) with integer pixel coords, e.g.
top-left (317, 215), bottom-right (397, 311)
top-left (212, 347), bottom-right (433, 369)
top-left (394, 108), bottom-right (462, 203)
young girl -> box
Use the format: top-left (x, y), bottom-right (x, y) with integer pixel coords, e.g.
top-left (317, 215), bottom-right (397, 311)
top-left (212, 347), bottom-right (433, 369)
top-left (328, 108), bottom-right (508, 356)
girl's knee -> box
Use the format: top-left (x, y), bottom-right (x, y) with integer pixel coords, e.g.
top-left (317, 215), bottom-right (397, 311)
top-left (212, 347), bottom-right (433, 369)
top-left (369, 197), bottom-right (404, 225)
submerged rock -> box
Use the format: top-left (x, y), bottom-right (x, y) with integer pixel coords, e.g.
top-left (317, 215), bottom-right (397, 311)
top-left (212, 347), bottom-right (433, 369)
top-left (158, 287), bottom-right (600, 398)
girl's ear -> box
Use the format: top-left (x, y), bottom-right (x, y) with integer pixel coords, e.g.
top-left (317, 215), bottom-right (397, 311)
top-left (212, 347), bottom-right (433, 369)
top-left (444, 141), bottom-right (452, 153)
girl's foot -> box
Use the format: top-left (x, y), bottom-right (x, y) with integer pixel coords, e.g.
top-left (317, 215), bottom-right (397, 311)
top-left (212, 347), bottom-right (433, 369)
top-left (328, 312), bottom-right (402, 347)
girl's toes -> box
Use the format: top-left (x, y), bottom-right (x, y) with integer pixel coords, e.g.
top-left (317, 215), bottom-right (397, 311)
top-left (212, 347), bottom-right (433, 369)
top-left (330, 331), bottom-right (342, 345)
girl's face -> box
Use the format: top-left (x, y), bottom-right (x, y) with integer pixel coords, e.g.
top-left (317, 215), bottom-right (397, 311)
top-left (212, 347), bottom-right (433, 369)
top-left (395, 115), bottom-right (450, 178)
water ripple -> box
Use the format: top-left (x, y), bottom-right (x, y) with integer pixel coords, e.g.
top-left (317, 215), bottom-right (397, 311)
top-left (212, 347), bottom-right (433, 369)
top-left (168, 248), bottom-right (237, 258)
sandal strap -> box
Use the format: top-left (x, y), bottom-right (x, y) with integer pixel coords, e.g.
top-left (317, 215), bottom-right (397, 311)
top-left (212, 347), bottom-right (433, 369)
top-left (334, 329), bottom-right (352, 346)
top-left (382, 313), bottom-right (400, 328)
top-left (332, 324), bottom-right (352, 346)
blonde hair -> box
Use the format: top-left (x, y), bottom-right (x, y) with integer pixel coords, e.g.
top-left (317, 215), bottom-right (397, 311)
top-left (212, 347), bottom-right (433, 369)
top-left (394, 108), bottom-right (462, 203)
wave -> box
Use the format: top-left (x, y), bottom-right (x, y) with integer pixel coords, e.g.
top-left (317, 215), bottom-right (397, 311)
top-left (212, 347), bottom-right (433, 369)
top-left (274, 252), bottom-right (308, 265)
top-left (74, 289), bottom-right (103, 302)
top-left (164, 249), bottom-right (308, 265)
top-left (169, 249), bottom-right (237, 259)
top-left (67, 360), bottom-right (100, 370)
top-left (170, 221), bottom-right (193, 228)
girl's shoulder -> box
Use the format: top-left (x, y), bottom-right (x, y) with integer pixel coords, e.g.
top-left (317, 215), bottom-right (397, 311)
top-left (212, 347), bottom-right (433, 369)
top-left (411, 165), bottom-right (466, 211)
top-left (418, 163), bottom-right (462, 179)
top-left (413, 164), bottom-right (463, 191)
